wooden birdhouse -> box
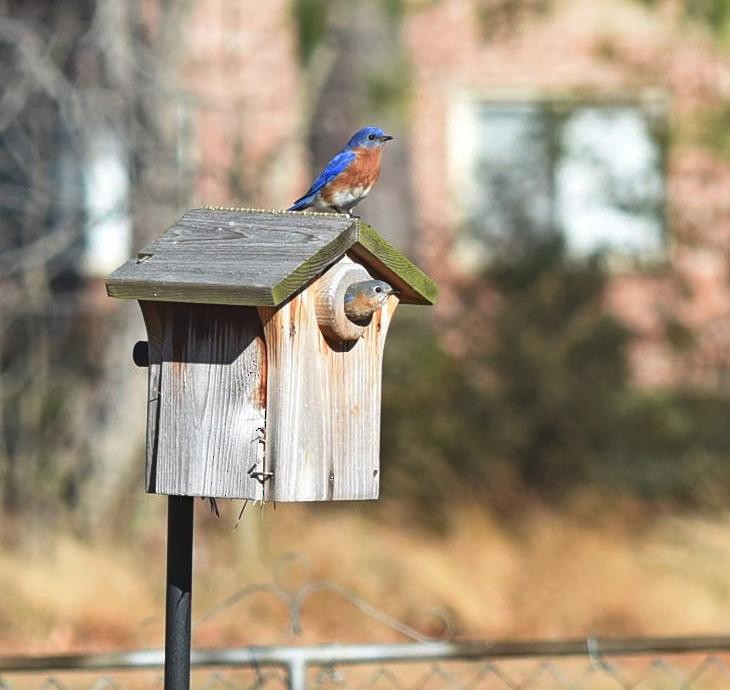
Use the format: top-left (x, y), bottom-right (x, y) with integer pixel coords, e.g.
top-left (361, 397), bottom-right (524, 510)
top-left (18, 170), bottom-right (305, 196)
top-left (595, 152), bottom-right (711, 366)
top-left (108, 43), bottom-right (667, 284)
top-left (106, 207), bottom-right (437, 503)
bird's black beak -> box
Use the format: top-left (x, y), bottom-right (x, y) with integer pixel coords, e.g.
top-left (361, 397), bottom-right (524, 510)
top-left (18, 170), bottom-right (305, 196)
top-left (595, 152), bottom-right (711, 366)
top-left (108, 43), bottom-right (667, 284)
top-left (380, 134), bottom-right (394, 142)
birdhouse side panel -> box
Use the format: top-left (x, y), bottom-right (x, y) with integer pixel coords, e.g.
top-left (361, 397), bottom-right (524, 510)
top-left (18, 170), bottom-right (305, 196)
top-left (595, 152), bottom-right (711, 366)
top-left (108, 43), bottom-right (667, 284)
top-left (140, 301), bottom-right (266, 499)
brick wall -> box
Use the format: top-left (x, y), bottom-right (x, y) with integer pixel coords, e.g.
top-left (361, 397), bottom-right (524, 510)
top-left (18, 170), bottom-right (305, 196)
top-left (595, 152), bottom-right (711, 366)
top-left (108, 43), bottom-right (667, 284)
top-left (179, 0), bottom-right (730, 389)
top-left (403, 0), bottom-right (730, 389)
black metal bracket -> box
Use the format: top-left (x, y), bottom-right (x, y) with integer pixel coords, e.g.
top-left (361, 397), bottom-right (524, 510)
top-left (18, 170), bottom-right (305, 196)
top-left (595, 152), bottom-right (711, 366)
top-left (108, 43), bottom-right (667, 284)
top-left (133, 341), bottom-right (150, 368)
top-left (247, 464), bottom-right (274, 485)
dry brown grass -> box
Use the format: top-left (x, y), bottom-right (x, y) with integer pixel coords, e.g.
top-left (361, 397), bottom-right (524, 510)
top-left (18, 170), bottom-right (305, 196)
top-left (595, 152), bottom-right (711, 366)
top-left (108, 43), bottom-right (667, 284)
top-left (3, 498), bottom-right (730, 655)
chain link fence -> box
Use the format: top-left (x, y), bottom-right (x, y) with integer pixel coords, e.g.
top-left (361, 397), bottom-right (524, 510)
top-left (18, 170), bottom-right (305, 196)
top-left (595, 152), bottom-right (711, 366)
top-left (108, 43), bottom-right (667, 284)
top-left (3, 565), bottom-right (730, 690)
top-left (4, 639), bottom-right (730, 690)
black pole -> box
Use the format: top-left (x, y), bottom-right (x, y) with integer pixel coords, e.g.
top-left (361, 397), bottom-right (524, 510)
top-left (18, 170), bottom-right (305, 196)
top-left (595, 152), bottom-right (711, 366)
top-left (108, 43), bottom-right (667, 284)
top-left (164, 495), bottom-right (194, 690)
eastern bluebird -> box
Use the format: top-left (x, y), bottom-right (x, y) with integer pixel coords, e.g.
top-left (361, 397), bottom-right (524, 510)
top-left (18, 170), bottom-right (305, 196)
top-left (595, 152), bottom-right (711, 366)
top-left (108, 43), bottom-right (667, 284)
top-left (344, 279), bottom-right (395, 324)
top-left (288, 126), bottom-right (393, 215)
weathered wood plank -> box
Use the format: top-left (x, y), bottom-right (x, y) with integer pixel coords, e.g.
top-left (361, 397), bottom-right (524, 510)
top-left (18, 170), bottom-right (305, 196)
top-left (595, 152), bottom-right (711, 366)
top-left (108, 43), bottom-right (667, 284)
top-left (140, 302), bottom-right (266, 498)
top-left (350, 221), bottom-right (438, 305)
top-left (107, 249), bottom-right (355, 306)
top-left (140, 302), bottom-right (164, 491)
top-left (145, 208), bottom-right (354, 253)
top-left (111, 277), bottom-right (277, 306)
top-left (106, 208), bottom-right (437, 307)
top-left (258, 256), bottom-right (398, 502)
top-left (107, 209), bottom-right (358, 306)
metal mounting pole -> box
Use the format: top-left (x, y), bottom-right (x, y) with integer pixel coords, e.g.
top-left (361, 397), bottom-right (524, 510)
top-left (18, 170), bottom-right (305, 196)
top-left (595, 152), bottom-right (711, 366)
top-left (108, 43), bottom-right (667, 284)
top-left (164, 495), bottom-right (194, 690)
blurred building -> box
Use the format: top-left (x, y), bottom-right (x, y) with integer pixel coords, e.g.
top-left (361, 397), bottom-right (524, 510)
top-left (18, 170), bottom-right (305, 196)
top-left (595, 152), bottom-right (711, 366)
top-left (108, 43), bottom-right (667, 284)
top-left (168, 0), bottom-right (730, 391)
top-left (401, 0), bottom-right (730, 390)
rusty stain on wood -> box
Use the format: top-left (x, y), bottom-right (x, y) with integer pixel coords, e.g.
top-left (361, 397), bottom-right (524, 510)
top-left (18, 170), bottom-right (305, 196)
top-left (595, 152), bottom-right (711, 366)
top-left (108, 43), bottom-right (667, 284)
top-left (252, 336), bottom-right (267, 410)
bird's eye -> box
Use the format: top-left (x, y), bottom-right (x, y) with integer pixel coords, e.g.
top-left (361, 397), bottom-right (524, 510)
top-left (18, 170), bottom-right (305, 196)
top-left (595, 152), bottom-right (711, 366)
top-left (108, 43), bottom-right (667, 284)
top-left (374, 286), bottom-right (382, 293)
top-left (368, 133), bottom-right (375, 141)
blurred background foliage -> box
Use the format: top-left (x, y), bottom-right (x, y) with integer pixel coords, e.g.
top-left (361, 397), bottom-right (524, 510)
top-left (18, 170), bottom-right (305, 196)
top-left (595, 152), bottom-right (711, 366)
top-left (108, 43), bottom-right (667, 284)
top-left (382, 234), bottom-right (730, 526)
top-left (636, 0), bottom-right (730, 40)
top-left (2, 0), bottom-right (730, 543)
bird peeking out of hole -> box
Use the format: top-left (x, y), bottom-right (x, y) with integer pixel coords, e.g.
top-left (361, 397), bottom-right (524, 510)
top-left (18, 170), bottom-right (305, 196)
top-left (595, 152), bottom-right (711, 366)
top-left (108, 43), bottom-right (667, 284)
top-left (344, 280), bottom-right (396, 325)
top-left (288, 126), bottom-right (393, 215)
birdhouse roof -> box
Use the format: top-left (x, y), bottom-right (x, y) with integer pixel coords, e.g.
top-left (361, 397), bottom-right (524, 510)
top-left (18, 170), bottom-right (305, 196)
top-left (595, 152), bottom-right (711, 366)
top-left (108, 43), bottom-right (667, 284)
top-left (106, 207), bottom-right (437, 306)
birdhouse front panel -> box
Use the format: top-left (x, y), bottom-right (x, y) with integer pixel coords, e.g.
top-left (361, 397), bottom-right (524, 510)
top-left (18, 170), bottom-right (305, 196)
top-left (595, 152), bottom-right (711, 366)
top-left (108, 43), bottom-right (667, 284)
top-left (105, 208), bottom-right (437, 503)
top-left (259, 256), bottom-right (399, 501)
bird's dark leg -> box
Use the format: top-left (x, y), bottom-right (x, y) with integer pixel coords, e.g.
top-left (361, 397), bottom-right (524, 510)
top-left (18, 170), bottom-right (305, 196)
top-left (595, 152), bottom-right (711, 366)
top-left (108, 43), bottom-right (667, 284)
top-left (329, 204), bottom-right (359, 218)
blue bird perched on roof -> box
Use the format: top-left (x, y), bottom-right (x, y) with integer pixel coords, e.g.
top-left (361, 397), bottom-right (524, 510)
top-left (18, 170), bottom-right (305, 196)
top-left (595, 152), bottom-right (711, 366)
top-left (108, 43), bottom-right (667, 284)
top-left (288, 126), bottom-right (393, 215)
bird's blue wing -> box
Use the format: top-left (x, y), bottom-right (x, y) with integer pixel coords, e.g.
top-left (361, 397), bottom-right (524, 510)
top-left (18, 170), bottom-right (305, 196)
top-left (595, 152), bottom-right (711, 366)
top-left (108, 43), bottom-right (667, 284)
top-left (288, 149), bottom-right (356, 210)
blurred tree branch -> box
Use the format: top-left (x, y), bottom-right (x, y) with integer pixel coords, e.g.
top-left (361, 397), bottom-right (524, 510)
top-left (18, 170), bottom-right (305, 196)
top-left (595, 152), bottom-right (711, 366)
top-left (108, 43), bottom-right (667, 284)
top-left (0, 0), bottom-right (194, 537)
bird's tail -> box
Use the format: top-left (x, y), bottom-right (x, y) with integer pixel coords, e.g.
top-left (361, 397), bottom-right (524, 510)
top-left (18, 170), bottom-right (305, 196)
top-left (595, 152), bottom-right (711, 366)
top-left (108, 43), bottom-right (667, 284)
top-left (287, 193), bottom-right (315, 212)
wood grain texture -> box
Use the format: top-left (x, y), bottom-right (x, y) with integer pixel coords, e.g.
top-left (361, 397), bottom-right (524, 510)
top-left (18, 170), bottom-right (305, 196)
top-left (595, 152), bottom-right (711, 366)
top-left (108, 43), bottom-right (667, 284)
top-left (258, 256), bottom-right (399, 502)
top-left (140, 302), bottom-right (163, 491)
top-left (139, 301), bottom-right (267, 498)
top-left (106, 208), bottom-right (437, 307)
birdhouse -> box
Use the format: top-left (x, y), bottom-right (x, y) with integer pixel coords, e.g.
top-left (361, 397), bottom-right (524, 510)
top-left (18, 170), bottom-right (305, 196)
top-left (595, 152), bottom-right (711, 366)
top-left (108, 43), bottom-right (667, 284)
top-left (106, 207), bottom-right (437, 503)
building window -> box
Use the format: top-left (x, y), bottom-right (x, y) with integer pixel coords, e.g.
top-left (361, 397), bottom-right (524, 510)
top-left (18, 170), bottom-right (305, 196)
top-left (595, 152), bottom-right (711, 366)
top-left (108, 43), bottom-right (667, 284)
top-left (449, 93), bottom-right (667, 267)
top-left (80, 126), bottom-right (132, 277)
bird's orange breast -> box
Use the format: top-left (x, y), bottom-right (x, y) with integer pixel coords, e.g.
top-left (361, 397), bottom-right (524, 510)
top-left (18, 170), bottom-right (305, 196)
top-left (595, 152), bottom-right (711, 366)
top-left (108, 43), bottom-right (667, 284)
top-left (345, 291), bottom-right (377, 320)
top-left (331, 147), bottom-right (383, 192)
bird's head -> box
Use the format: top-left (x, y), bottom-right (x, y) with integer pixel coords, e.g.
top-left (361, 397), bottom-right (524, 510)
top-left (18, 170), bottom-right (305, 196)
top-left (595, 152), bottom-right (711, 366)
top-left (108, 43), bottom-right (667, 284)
top-left (344, 279), bottom-right (396, 311)
top-left (346, 126), bottom-right (394, 150)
